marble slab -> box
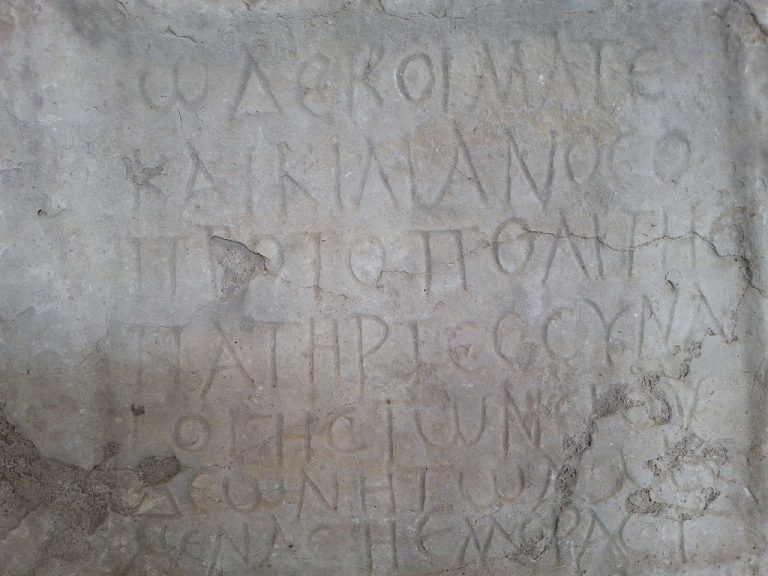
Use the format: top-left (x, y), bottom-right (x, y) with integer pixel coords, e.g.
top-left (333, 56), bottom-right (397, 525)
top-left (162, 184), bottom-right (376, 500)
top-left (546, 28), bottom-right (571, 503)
top-left (1, 1), bottom-right (768, 574)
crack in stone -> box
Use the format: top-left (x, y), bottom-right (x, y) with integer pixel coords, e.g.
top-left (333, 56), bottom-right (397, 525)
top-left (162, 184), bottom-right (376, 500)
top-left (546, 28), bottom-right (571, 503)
top-left (520, 225), bottom-right (767, 297)
top-left (113, 0), bottom-right (129, 17)
top-left (163, 26), bottom-right (204, 44)
top-left (377, 2), bottom-right (499, 21)
top-left (266, 1), bottom-right (499, 21)
top-left (734, 0), bottom-right (768, 39)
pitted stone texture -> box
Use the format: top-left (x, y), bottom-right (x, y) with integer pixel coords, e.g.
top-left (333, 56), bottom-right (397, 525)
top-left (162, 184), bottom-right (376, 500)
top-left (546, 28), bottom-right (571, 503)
top-left (0, 0), bottom-right (767, 574)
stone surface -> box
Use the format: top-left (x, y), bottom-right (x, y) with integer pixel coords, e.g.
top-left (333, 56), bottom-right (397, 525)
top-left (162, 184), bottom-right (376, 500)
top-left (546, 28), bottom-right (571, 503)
top-left (0, 0), bottom-right (767, 574)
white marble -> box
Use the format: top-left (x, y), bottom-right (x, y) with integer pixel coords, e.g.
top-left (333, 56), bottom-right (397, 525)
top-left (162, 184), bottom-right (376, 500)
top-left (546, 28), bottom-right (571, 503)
top-left (0, 0), bottom-right (767, 574)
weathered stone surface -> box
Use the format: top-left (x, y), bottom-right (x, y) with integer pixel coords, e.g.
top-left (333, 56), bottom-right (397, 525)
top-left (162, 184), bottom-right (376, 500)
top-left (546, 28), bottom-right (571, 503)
top-left (1, 0), bottom-right (767, 574)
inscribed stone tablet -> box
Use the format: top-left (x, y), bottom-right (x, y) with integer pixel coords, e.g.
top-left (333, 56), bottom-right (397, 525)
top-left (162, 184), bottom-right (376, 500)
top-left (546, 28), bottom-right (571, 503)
top-left (1, 1), bottom-right (768, 575)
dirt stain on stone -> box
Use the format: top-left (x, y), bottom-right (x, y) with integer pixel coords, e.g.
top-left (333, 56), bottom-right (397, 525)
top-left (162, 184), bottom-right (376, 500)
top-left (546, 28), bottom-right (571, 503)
top-left (0, 405), bottom-right (180, 565)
